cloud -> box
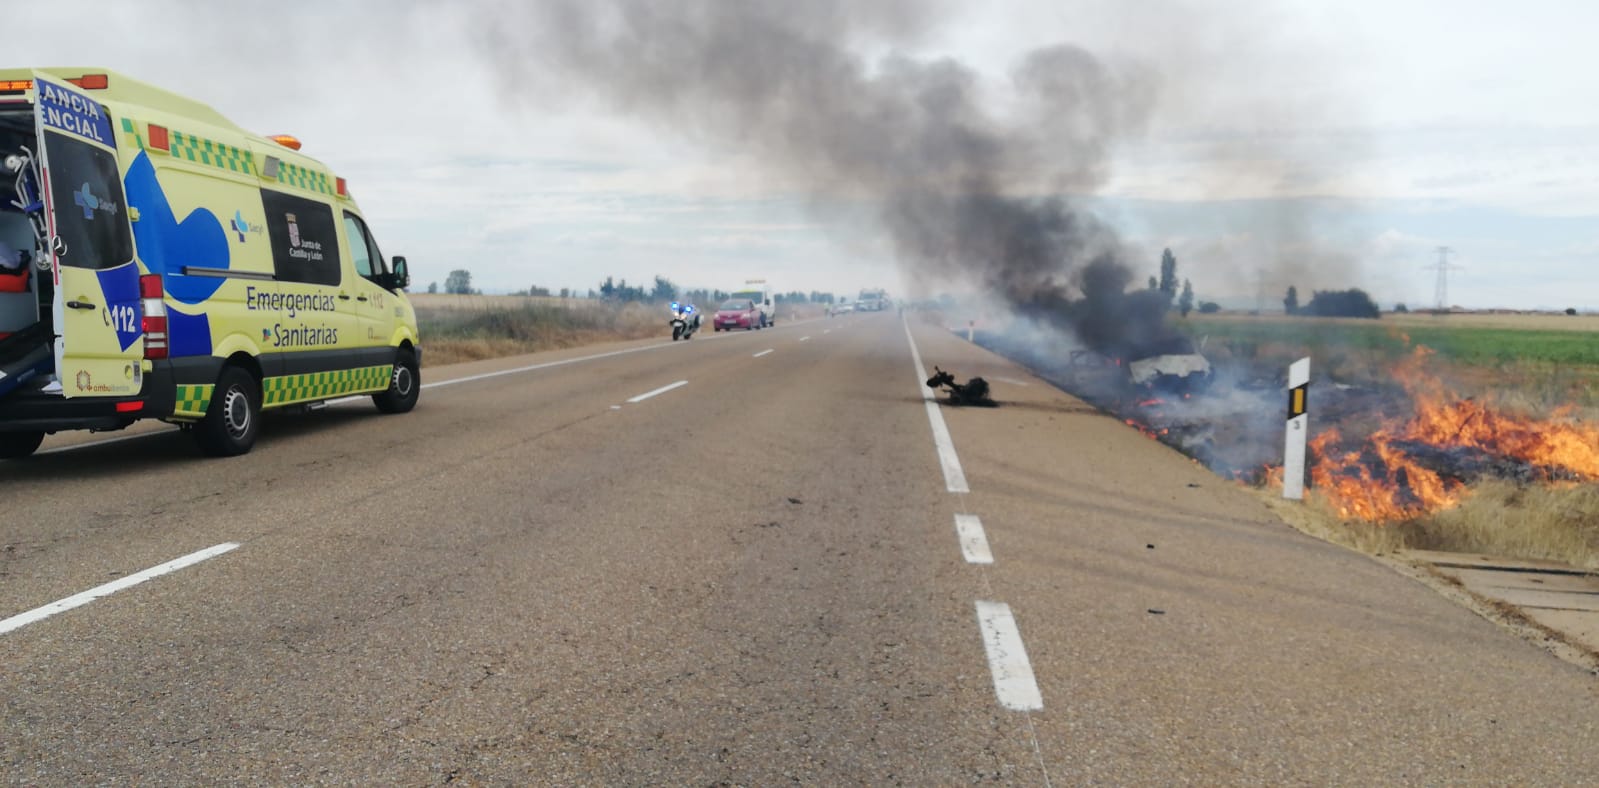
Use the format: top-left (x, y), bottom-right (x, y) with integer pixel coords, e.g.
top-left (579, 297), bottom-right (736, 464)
top-left (10, 0), bottom-right (1597, 309)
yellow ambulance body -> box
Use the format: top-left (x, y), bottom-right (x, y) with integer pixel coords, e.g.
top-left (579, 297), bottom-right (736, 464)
top-left (0, 69), bottom-right (420, 458)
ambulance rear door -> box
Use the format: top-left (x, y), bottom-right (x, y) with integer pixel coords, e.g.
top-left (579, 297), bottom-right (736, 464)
top-left (33, 73), bottom-right (142, 397)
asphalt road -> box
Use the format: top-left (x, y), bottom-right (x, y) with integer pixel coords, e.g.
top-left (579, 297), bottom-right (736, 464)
top-left (3, 313), bottom-right (1598, 785)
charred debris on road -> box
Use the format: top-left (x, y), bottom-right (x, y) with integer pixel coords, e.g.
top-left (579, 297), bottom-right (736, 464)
top-left (926, 366), bottom-right (996, 407)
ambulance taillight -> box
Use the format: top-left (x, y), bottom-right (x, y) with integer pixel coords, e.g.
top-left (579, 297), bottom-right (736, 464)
top-left (140, 274), bottom-right (168, 360)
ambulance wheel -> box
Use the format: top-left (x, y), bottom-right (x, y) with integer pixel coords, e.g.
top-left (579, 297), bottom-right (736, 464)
top-left (0, 430), bottom-right (45, 459)
top-left (196, 366), bottom-right (260, 457)
top-left (374, 350), bottom-right (420, 414)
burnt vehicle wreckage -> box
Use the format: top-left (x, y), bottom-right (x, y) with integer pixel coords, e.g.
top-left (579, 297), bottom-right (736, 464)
top-left (973, 325), bottom-right (1285, 476)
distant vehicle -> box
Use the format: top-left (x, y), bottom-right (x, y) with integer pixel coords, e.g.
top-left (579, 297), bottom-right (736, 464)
top-left (729, 279), bottom-right (773, 327)
top-left (857, 289), bottom-right (887, 311)
top-left (714, 298), bottom-right (762, 331)
top-left (829, 302), bottom-right (855, 316)
top-left (668, 301), bottom-right (700, 341)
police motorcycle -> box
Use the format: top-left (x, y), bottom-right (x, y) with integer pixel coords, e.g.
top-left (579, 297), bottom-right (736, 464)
top-left (669, 301), bottom-right (701, 341)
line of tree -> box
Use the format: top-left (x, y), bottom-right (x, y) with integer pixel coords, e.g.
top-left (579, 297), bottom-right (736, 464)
top-left (1284, 285), bottom-right (1381, 319)
top-left (422, 269), bottom-right (846, 306)
top-left (1148, 248), bottom-right (1199, 317)
top-left (595, 275), bottom-right (683, 303)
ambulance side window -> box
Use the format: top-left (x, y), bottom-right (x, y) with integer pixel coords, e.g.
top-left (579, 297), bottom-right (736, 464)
top-left (342, 212), bottom-right (386, 281)
top-left (42, 133), bottom-right (133, 270)
top-left (261, 190), bottom-right (341, 286)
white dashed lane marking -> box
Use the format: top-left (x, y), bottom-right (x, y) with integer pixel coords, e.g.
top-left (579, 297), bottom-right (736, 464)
top-left (0, 543), bottom-right (241, 636)
top-left (954, 514), bottom-right (994, 564)
top-left (902, 319), bottom-right (969, 493)
top-left (626, 380), bottom-right (689, 404)
top-left (974, 601), bottom-right (1045, 711)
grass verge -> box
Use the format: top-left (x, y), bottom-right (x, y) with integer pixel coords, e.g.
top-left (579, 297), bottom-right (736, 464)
top-left (417, 301), bottom-right (665, 366)
top-left (1254, 481), bottom-right (1599, 570)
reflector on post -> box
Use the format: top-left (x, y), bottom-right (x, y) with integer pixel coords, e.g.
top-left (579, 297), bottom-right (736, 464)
top-left (1283, 357), bottom-right (1311, 500)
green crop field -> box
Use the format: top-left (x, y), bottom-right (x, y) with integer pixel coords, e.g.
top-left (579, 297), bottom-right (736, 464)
top-left (1180, 314), bottom-right (1599, 368)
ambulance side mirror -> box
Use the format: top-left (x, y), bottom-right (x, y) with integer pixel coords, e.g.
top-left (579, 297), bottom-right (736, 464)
top-left (390, 256), bottom-right (410, 291)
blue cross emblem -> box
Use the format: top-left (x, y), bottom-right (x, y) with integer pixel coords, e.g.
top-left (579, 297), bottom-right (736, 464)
top-left (73, 183), bottom-right (100, 219)
top-left (231, 210), bottom-right (247, 242)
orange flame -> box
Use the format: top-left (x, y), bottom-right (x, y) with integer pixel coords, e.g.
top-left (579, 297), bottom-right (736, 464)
top-left (1274, 346), bottom-right (1599, 522)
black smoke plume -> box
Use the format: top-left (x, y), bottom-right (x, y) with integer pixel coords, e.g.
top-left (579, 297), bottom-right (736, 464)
top-left (475, 0), bottom-right (1179, 357)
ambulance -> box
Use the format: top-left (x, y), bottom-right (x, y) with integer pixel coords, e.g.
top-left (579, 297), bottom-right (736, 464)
top-left (0, 69), bottom-right (420, 459)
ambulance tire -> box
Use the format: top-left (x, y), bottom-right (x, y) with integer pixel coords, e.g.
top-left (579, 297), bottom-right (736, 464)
top-left (374, 350), bottom-right (420, 414)
top-left (0, 430), bottom-right (45, 460)
top-left (195, 366), bottom-right (261, 457)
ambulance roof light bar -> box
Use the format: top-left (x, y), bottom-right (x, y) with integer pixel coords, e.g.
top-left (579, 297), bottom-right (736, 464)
top-left (0, 74), bottom-right (108, 94)
top-left (268, 135), bottom-right (302, 151)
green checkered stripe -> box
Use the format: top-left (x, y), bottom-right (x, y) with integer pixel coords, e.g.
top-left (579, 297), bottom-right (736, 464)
top-left (119, 117), bottom-right (145, 150)
top-left (262, 365), bottom-right (392, 407)
top-left (167, 130), bottom-right (256, 175)
top-left (275, 160), bottom-right (334, 196)
top-left (173, 384), bottom-right (215, 419)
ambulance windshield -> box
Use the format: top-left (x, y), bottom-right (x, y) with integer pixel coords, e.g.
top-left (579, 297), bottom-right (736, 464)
top-left (43, 133), bottom-right (132, 270)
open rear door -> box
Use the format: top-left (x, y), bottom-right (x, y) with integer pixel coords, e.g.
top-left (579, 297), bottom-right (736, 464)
top-left (33, 72), bottom-right (142, 397)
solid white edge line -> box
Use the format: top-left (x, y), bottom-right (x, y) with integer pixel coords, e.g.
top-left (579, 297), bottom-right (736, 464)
top-left (626, 380), bottom-right (689, 404)
top-left (0, 542), bottom-right (241, 635)
top-left (753, 349), bottom-right (774, 358)
top-left (974, 600), bottom-right (1044, 711)
top-left (954, 513), bottom-right (994, 564)
top-left (38, 429), bottom-right (178, 455)
top-left (32, 319), bottom-right (835, 457)
top-left (799, 336), bottom-right (811, 342)
top-left (423, 341), bottom-right (690, 391)
top-left (903, 318), bottom-right (970, 493)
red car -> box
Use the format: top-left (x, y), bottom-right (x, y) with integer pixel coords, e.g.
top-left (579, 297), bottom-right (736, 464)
top-left (714, 298), bottom-right (764, 331)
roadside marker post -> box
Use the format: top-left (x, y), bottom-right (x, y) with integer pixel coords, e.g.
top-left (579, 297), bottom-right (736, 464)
top-left (1283, 357), bottom-right (1310, 500)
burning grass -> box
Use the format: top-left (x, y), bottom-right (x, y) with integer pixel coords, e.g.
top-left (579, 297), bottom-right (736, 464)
top-left (1266, 347), bottom-right (1599, 523)
top-left (977, 315), bottom-right (1599, 568)
top-left (1250, 345), bottom-right (1599, 567)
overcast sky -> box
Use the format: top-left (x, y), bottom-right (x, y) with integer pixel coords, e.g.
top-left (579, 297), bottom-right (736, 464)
top-left (16, 0), bottom-right (1599, 309)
